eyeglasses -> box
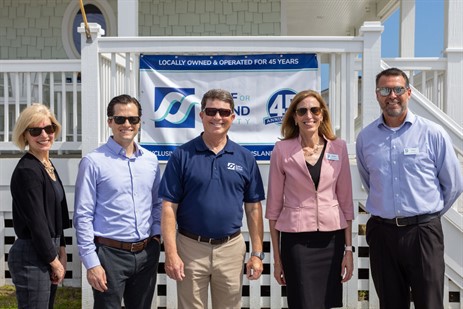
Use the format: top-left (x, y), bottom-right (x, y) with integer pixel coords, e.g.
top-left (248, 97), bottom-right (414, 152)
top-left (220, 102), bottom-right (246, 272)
top-left (295, 107), bottom-right (322, 117)
top-left (27, 124), bottom-right (57, 137)
top-left (202, 108), bottom-right (233, 117)
top-left (109, 116), bottom-right (141, 125)
top-left (376, 87), bottom-right (408, 97)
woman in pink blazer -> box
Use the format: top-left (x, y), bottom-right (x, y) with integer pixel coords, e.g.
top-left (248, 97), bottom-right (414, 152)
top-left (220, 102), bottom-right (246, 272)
top-left (266, 90), bottom-right (354, 308)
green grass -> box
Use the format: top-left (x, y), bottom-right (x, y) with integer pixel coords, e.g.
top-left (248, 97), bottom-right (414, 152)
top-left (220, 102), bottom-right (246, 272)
top-left (0, 285), bottom-right (81, 309)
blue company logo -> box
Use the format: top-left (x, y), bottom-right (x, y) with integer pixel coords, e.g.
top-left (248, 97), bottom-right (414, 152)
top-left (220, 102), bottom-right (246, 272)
top-left (263, 89), bottom-right (297, 125)
top-left (153, 87), bottom-right (198, 128)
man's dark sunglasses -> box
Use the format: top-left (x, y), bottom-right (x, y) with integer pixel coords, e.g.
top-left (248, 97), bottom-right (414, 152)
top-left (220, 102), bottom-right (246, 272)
top-left (295, 107), bottom-right (322, 117)
top-left (27, 124), bottom-right (57, 137)
top-left (202, 108), bottom-right (233, 117)
top-left (109, 116), bottom-right (141, 125)
top-left (376, 86), bottom-right (408, 97)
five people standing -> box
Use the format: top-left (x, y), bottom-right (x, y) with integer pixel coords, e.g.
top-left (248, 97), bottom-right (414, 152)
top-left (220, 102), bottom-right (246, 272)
top-left (9, 71), bottom-right (462, 308)
top-left (266, 90), bottom-right (354, 308)
top-left (356, 68), bottom-right (463, 309)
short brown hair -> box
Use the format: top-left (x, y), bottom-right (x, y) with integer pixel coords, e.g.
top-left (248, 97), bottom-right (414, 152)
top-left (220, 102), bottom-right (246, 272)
top-left (376, 67), bottom-right (410, 88)
top-left (107, 94), bottom-right (142, 117)
top-left (12, 103), bottom-right (62, 150)
top-left (200, 89), bottom-right (235, 112)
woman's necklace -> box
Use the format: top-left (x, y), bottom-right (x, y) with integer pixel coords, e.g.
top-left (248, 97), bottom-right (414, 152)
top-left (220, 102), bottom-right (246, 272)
top-left (29, 151), bottom-right (55, 174)
top-left (302, 140), bottom-right (322, 157)
top-left (303, 144), bottom-right (320, 157)
top-left (42, 159), bottom-right (55, 174)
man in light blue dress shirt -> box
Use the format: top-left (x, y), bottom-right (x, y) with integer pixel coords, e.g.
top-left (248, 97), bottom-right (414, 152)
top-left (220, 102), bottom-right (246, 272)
top-left (74, 94), bottom-right (162, 309)
top-left (356, 68), bottom-right (463, 309)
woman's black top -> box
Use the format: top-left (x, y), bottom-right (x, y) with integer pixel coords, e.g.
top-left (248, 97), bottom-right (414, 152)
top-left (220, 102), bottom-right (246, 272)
top-left (10, 152), bottom-right (70, 264)
top-left (306, 142), bottom-right (327, 190)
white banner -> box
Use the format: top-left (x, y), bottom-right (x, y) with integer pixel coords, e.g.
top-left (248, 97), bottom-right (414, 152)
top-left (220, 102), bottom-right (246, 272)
top-left (139, 53), bottom-right (319, 161)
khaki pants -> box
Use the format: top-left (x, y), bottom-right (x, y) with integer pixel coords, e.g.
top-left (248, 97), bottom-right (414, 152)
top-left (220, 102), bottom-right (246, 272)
top-left (176, 232), bottom-right (246, 309)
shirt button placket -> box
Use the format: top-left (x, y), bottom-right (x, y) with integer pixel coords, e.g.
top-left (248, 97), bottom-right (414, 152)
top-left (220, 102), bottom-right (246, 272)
top-left (390, 133), bottom-right (401, 215)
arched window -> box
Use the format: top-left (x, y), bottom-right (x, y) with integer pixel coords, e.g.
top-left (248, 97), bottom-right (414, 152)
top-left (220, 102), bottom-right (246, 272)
top-left (62, 0), bottom-right (116, 59)
top-left (72, 4), bottom-right (107, 54)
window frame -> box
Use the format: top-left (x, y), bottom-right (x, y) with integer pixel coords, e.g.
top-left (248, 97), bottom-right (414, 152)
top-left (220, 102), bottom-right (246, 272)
top-left (61, 0), bottom-right (116, 59)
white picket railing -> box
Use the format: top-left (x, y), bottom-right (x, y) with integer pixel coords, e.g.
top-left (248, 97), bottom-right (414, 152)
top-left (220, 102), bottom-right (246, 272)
top-left (0, 21), bottom-right (462, 308)
top-left (0, 60), bottom-right (81, 152)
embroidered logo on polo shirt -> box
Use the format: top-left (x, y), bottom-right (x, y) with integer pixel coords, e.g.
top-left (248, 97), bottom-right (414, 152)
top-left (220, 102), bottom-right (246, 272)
top-left (227, 163), bottom-right (243, 172)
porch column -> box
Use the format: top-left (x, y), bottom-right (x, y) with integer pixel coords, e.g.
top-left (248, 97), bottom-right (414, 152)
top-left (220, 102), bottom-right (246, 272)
top-left (399, 0), bottom-right (415, 57)
top-left (118, 0), bottom-right (139, 36)
top-left (359, 21), bottom-right (384, 128)
top-left (444, 0), bottom-right (463, 126)
top-left (78, 22), bottom-right (105, 309)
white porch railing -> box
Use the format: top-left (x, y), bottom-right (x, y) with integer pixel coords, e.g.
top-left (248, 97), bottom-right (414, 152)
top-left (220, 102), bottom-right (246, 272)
top-left (0, 21), bottom-right (462, 308)
top-left (0, 60), bottom-right (82, 152)
top-left (382, 57), bottom-right (447, 111)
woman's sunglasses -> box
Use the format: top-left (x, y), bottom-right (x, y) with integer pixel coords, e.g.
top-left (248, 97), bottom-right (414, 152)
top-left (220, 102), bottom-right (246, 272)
top-left (295, 107), bottom-right (322, 117)
top-left (109, 116), bottom-right (141, 125)
top-left (202, 108), bottom-right (233, 117)
top-left (27, 124), bottom-right (57, 137)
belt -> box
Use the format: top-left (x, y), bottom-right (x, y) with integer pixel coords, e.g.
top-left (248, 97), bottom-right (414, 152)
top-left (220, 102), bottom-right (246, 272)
top-left (371, 212), bottom-right (440, 227)
top-left (178, 228), bottom-right (241, 245)
top-left (94, 235), bottom-right (160, 253)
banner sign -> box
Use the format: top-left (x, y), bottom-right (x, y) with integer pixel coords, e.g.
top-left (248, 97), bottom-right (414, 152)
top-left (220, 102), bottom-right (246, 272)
top-left (139, 53), bottom-right (319, 161)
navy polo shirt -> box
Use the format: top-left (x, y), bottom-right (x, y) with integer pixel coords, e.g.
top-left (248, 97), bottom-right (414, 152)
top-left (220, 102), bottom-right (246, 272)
top-left (159, 135), bottom-right (265, 238)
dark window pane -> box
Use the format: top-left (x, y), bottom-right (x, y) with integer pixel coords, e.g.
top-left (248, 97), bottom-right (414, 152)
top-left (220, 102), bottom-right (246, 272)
top-left (73, 4), bottom-right (107, 55)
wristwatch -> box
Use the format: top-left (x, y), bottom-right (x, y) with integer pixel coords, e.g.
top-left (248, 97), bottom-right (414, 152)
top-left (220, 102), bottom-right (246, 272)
top-left (345, 246), bottom-right (355, 253)
top-left (251, 251), bottom-right (265, 260)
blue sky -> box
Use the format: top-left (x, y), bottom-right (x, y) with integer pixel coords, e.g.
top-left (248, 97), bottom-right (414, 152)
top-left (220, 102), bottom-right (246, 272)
top-left (321, 1), bottom-right (444, 89)
top-left (382, 0), bottom-right (444, 57)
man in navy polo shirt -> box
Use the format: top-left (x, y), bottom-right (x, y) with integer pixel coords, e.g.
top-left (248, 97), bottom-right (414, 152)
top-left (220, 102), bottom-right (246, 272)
top-left (160, 88), bottom-right (265, 309)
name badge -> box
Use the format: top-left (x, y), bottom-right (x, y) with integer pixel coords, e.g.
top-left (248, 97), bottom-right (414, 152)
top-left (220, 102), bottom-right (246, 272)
top-left (404, 148), bottom-right (419, 155)
top-left (327, 153), bottom-right (339, 161)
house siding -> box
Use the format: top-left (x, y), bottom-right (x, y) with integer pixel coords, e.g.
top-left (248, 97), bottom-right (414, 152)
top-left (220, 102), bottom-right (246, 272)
top-left (138, 0), bottom-right (281, 36)
top-left (1, 0), bottom-right (280, 59)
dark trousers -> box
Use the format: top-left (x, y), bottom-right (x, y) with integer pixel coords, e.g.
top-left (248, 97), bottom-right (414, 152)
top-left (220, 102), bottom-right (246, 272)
top-left (366, 217), bottom-right (444, 309)
top-left (8, 238), bottom-right (60, 309)
top-left (281, 230), bottom-right (345, 309)
top-left (93, 239), bottom-right (160, 309)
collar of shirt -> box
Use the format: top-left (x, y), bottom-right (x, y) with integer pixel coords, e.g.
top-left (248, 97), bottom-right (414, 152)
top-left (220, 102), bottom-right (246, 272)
top-left (107, 136), bottom-right (143, 158)
top-left (377, 110), bottom-right (416, 130)
top-left (195, 133), bottom-right (234, 154)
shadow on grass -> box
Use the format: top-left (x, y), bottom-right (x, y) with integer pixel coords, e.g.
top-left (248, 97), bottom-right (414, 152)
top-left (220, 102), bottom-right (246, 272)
top-left (0, 285), bottom-right (81, 309)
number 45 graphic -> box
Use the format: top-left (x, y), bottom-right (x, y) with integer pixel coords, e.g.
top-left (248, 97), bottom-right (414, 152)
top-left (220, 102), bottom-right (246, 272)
top-left (267, 89), bottom-right (296, 118)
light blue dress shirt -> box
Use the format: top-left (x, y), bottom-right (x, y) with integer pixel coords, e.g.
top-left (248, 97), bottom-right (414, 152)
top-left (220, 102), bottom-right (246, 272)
top-left (356, 111), bottom-right (463, 219)
top-left (74, 137), bottom-right (162, 269)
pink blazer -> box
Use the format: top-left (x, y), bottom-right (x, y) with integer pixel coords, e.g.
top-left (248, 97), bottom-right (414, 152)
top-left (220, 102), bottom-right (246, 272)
top-left (266, 136), bottom-right (354, 232)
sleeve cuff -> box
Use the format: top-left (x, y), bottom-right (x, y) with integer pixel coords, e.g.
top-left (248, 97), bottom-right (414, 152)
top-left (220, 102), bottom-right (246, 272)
top-left (82, 252), bottom-right (101, 270)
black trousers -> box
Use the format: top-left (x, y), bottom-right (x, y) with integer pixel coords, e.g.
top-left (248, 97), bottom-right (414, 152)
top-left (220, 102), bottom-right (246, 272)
top-left (93, 239), bottom-right (160, 309)
top-left (281, 230), bottom-right (345, 309)
top-left (366, 217), bottom-right (444, 309)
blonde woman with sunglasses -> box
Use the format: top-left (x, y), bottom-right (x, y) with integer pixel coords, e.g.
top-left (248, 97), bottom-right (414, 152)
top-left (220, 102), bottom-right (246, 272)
top-left (266, 90), bottom-right (354, 308)
top-left (9, 103), bottom-right (70, 309)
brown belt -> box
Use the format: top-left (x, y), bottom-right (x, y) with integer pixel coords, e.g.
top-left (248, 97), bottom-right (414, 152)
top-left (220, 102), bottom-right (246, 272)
top-left (94, 235), bottom-right (160, 253)
top-left (178, 228), bottom-right (240, 245)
